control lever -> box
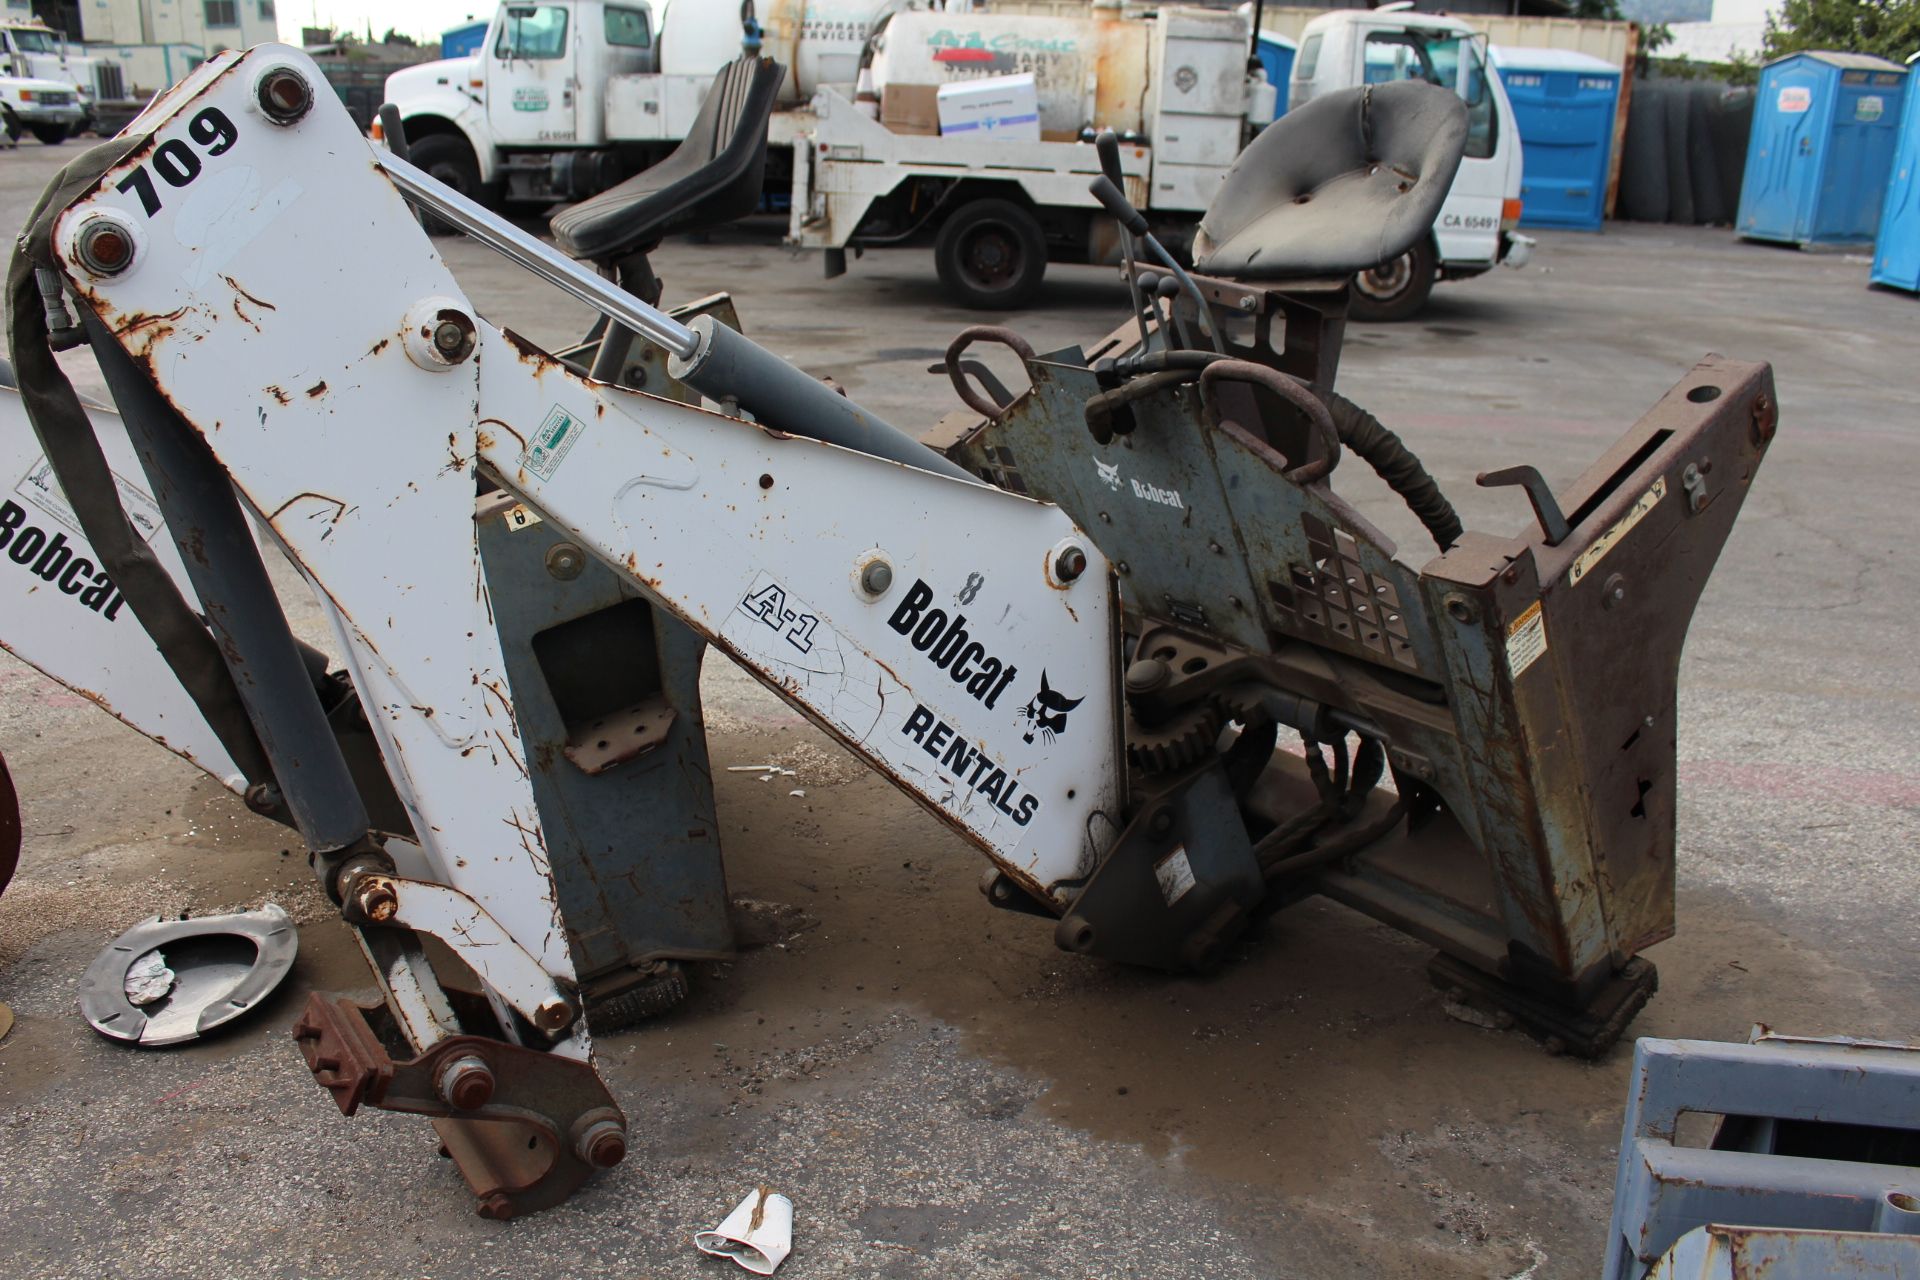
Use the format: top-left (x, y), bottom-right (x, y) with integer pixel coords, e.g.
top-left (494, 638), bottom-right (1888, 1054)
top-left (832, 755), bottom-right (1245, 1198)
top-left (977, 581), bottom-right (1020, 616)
top-left (1089, 175), bottom-right (1224, 355)
top-left (1096, 131), bottom-right (1153, 355)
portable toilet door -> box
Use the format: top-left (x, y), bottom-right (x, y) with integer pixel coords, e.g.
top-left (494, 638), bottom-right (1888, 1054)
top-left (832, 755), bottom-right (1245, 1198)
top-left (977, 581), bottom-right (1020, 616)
top-left (1492, 46), bottom-right (1621, 232)
top-left (1256, 32), bottom-right (1297, 119)
top-left (1871, 53), bottom-right (1920, 292)
top-left (1738, 51), bottom-right (1909, 246)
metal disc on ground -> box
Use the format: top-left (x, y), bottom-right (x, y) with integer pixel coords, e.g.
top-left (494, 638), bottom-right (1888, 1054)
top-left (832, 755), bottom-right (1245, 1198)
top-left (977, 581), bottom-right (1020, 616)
top-left (0, 746), bottom-right (20, 898)
top-left (79, 904), bottom-right (299, 1047)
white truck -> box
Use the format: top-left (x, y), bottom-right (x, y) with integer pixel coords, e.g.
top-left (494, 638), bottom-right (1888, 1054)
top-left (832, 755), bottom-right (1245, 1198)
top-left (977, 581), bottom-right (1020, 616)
top-left (1288, 6), bottom-right (1533, 319)
top-left (790, 4), bottom-right (1532, 316)
top-left (0, 70), bottom-right (87, 145)
top-left (382, 0), bottom-right (893, 207)
top-left (0, 16), bottom-right (135, 139)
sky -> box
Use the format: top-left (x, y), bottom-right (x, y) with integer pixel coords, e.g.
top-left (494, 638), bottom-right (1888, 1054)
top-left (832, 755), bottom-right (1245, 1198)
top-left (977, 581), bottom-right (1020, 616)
top-left (281, 3), bottom-right (492, 44)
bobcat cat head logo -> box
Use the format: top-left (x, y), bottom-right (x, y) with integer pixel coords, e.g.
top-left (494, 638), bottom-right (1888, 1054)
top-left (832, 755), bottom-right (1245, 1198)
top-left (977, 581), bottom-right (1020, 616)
top-left (1017, 670), bottom-right (1084, 745)
top-left (1095, 459), bottom-right (1122, 490)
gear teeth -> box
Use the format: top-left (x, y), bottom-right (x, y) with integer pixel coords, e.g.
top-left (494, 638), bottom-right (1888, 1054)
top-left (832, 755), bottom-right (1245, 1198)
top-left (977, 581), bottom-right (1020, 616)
top-left (1126, 700), bottom-right (1227, 774)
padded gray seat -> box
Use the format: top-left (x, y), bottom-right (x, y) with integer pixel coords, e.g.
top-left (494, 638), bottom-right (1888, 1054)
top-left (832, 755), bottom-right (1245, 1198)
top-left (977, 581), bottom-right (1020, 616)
top-left (550, 55), bottom-right (782, 264)
top-left (1193, 81), bottom-right (1469, 281)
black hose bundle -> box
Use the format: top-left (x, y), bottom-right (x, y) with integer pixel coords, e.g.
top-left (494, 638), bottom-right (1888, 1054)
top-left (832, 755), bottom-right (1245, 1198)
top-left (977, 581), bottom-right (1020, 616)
top-left (1324, 390), bottom-right (1461, 552)
top-left (1253, 732), bottom-right (1404, 889)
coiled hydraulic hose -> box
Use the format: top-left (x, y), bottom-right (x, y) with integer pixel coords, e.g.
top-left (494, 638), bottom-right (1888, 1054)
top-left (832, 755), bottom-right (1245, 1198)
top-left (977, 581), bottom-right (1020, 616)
top-left (1323, 390), bottom-right (1463, 553)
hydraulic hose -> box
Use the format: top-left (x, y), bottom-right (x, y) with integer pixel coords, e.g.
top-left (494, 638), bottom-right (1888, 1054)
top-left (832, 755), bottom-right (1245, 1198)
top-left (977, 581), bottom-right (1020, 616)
top-left (1325, 390), bottom-right (1462, 552)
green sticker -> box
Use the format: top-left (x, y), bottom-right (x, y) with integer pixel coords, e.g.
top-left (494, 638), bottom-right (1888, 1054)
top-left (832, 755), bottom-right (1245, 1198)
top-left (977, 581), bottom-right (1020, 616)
top-left (524, 405), bottom-right (583, 480)
top-left (513, 86), bottom-right (549, 113)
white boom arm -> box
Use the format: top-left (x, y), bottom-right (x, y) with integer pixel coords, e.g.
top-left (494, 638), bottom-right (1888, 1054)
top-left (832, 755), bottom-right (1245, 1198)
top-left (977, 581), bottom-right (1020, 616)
top-left (48, 46), bottom-right (1125, 1014)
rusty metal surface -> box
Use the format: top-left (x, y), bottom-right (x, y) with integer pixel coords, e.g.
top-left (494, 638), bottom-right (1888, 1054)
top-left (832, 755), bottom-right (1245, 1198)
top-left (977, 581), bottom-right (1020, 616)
top-left (294, 994), bottom-right (626, 1219)
top-left (1605, 1035), bottom-right (1920, 1280)
top-left (951, 302), bottom-right (1773, 1044)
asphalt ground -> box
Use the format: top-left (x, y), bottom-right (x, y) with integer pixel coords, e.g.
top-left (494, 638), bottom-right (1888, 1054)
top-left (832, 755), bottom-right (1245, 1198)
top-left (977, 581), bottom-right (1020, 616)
top-left (0, 133), bottom-right (1916, 1279)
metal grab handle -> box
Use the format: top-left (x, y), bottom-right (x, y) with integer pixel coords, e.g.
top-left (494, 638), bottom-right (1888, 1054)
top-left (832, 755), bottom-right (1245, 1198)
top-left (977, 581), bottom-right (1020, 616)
top-left (1199, 360), bottom-right (1340, 484)
top-left (944, 325), bottom-right (1036, 419)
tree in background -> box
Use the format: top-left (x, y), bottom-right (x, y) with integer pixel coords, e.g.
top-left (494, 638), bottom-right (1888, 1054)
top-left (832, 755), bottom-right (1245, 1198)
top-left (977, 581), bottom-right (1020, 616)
top-left (1761, 0), bottom-right (1920, 63)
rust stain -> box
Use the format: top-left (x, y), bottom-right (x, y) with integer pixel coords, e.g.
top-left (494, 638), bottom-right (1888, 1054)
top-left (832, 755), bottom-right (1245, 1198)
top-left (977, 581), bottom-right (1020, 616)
top-left (306, 381), bottom-right (329, 398)
top-left (220, 274), bottom-right (277, 312)
top-left (266, 385), bottom-right (291, 405)
top-left (477, 416), bottom-right (526, 450)
top-left (498, 326), bottom-right (564, 373)
top-left (369, 338), bottom-right (390, 356)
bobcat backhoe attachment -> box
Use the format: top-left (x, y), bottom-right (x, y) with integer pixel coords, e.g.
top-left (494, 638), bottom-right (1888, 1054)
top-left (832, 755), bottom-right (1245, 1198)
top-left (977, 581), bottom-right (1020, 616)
top-left (0, 48), bottom-right (1773, 1216)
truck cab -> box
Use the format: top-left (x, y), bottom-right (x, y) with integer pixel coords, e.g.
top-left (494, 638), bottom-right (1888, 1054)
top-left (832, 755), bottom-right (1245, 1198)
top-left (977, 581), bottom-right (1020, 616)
top-left (386, 2), bottom-right (662, 204)
top-left (1289, 8), bottom-right (1531, 319)
top-left (0, 18), bottom-right (124, 140)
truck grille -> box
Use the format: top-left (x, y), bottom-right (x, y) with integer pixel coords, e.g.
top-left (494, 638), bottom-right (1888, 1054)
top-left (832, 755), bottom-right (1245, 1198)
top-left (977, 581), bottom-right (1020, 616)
top-left (39, 90), bottom-right (74, 106)
top-left (94, 62), bottom-right (125, 100)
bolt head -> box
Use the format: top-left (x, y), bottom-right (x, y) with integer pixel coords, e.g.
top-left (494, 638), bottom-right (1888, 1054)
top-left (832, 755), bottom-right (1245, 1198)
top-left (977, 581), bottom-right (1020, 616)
top-left (535, 998), bottom-right (574, 1033)
top-left (1054, 545), bottom-right (1088, 583)
top-left (356, 880), bottom-right (398, 923)
top-left (75, 218), bottom-right (133, 276)
top-left (860, 559), bottom-right (893, 596)
top-left (257, 67), bottom-right (314, 123)
top-left (545, 543), bottom-right (585, 581)
top-left (438, 1054), bottom-right (495, 1111)
top-left (576, 1117), bottom-right (627, 1169)
top-left (1124, 657), bottom-right (1170, 694)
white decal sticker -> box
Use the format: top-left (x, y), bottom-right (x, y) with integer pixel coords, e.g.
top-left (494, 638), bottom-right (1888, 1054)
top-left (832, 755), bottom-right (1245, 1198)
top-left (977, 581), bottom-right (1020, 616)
top-left (1778, 86), bottom-right (1812, 113)
top-left (1855, 95), bottom-right (1885, 122)
top-left (1154, 847), bottom-right (1196, 905)
top-left (523, 404), bottom-right (585, 480)
top-left (1505, 600), bottom-right (1548, 678)
top-left (1568, 476), bottom-right (1667, 588)
top-left (15, 455), bottom-right (165, 543)
top-left (503, 502), bottom-right (543, 531)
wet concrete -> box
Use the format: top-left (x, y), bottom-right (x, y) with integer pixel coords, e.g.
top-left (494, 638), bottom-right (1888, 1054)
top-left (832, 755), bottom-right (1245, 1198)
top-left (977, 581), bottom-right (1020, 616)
top-left (1, 135), bottom-right (1917, 1278)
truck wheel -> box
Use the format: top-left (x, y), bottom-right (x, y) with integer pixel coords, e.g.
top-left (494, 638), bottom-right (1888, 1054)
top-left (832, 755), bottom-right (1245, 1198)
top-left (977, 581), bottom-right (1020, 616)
top-left (30, 123), bottom-right (69, 146)
top-left (935, 198), bottom-right (1047, 310)
top-left (408, 134), bottom-right (485, 235)
top-left (1350, 238), bottom-right (1436, 323)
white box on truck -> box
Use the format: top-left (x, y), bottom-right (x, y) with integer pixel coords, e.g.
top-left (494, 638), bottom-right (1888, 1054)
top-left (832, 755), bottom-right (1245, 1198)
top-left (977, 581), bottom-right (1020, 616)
top-left (936, 73), bottom-right (1042, 142)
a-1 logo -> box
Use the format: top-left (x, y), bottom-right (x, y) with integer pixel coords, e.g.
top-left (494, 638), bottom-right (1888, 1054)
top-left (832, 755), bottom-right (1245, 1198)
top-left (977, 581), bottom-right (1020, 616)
top-left (1016, 670), bottom-right (1082, 744)
top-left (741, 580), bottom-right (818, 654)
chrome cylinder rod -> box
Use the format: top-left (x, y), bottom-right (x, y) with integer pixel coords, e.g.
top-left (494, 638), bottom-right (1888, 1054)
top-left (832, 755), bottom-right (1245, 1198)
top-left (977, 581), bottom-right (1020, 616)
top-left (378, 150), bottom-right (700, 363)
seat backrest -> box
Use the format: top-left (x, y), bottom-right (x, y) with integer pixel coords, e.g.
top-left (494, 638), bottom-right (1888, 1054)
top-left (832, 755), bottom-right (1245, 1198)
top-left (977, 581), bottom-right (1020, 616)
top-left (549, 56), bottom-right (783, 265)
top-left (1192, 81), bottom-right (1469, 281)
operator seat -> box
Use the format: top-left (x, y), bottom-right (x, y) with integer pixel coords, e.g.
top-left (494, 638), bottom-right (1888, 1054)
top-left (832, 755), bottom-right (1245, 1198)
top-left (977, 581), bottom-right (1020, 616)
top-left (1192, 80), bottom-right (1469, 281)
top-left (549, 54), bottom-right (783, 302)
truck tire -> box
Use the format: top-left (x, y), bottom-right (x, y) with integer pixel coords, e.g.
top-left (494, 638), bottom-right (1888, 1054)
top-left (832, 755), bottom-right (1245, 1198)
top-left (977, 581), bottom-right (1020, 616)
top-left (935, 198), bottom-right (1048, 310)
top-left (30, 123), bottom-right (69, 146)
top-left (408, 133), bottom-right (485, 235)
top-left (1350, 237), bottom-right (1436, 323)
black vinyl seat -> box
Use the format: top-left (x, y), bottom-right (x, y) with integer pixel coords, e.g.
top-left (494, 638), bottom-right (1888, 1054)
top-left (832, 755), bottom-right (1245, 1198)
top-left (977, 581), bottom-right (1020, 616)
top-left (550, 55), bottom-right (783, 266)
top-left (1192, 81), bottom-right (1469, 281)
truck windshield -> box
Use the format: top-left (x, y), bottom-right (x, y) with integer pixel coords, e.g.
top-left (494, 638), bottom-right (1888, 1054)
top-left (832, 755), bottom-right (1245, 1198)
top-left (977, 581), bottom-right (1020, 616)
top-left (1362, 30), bottom-right (1497, 160)
top-left (11, 29), bottom-right (61, 53)
top-left (497, 5), bottom-right (570, 60)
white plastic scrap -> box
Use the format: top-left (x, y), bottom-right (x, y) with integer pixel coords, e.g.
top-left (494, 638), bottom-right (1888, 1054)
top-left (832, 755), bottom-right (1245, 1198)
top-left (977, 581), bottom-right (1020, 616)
top-left (695, 1187), bottom-right (793, 1275)
top-left (124, 949), bottom-right (176, 1006)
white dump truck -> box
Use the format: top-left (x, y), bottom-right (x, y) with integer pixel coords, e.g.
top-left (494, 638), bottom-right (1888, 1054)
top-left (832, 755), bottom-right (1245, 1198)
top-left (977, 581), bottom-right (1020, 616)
top-left (0, 16), bottom-right (133, 140)
top-left (382, 0), bottom-right (896, 206)
top-left (788, 4), bottom-right (1530, 316)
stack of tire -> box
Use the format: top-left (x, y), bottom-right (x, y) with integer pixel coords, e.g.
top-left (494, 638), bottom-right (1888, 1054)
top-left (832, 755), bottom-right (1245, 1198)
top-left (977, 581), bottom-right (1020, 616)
top-left (1618, 79), bottom-right (1756, 225)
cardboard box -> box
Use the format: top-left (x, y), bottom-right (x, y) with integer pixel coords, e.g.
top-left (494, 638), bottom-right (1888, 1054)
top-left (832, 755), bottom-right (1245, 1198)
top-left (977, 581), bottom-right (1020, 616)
top-left (936, 73), bottom-right (1042, 143)
top-left (880, 83), bottom-right (940, 136)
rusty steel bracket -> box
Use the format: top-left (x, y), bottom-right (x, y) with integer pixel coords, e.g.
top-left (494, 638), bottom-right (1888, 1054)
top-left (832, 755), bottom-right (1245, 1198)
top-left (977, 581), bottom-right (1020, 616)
top-left (293, 994), bottom-right (627, 1219)
top-left (1476, 465), bottom-right (1572, 545)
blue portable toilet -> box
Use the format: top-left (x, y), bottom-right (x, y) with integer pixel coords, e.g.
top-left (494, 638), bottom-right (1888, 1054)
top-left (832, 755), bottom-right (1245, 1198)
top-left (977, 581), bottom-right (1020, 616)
top-left (1256, 32), bottom-right (1297, 118)
top-left (1737, 51), bottom-right (1909, 246)
top-left (1492, 46), bottom-right (1622, 232)
top-left (442, 19), bottom-right (490, 60)
top-left (1871, 53), bottom-right (1920, 292)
